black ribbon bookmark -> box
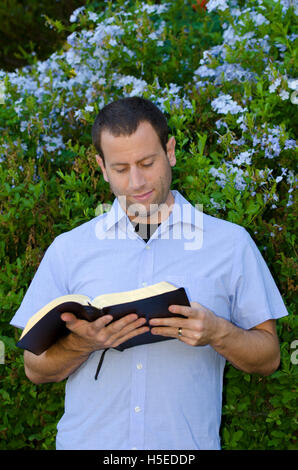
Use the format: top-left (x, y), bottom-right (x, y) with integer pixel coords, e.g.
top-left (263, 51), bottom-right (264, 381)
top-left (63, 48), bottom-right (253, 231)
top-left (94, 348), bottom-right (109, 380)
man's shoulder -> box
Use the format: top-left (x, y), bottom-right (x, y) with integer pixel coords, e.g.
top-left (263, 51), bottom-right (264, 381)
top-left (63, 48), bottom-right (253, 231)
top-left (200, 212), bottom-right (251, 259)
top-left (203, 211), bottom-right (246, 238)
top-left (175, 191), bottom-right (248, 242)
top-left (54, 213), bottom-right (107, 247)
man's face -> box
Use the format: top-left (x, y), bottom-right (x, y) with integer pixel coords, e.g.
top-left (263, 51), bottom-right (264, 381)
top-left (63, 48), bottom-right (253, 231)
top-left (96, 121), bottom-right (176, 222)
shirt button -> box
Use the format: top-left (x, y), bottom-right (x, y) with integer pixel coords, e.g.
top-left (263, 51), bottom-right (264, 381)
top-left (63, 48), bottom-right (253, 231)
top-left (145, 245), bottom-right (150, 250)
top-left (137, 363), bottom-right (143, 370)
top-left (132, 447), bottom-right (137, 450)
top-left (134, 406), bottom-right (141, 413)
top-left (142, 282), bottom-right (147, 287)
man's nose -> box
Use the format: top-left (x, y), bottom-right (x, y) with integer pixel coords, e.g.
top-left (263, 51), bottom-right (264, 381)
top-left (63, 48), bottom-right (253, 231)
top-left (128, 166), bottom-right (146, 190)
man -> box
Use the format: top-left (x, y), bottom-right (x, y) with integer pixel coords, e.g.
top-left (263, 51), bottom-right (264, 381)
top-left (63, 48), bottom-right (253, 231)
top-left (11, 97), bottom-right (288, 450)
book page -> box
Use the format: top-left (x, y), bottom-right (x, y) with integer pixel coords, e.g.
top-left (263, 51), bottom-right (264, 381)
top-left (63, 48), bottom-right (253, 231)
top-left (19, 294), bottom-right (90, 339)
top-left (92, 281), bottom-right (177, 309)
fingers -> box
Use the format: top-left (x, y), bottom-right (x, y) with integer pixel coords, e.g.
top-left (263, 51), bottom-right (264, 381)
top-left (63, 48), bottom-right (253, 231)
top-left (150, 305), bottom-right (215, 347)
top-left (150, 325), bottom-right (194, 340)
top-left (60, 312), bottom-right (85, 333)
top-left (106, 316), bottom-right (146, 341)
top-left (61, 305), bottom-right (212, 351)
top-left (61, 311), bottom-right (149, 350)
top-left (149, 316), bottom-right (195, 329)
top-left (111, 321), bottom-right (150, 348)
top-left (150, 325), bottom-right (205, 348)
top-left (60, 312), bottom-right (77, 323)
top-left (102, 313), bottom-right (139, 335)
top-left (61, 312), bottom-right (113, 332)
top-left (168, 302), bottom-right (204, 317)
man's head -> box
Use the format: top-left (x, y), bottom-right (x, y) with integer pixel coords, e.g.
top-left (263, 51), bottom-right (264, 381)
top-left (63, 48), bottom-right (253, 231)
top-left (92, 97), bottom-right (176, 222)
top-left (92, 97), bottom-right (169, 165)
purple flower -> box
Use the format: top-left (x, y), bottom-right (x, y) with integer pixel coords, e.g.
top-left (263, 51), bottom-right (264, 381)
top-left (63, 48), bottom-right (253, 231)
top-left (211, 94), bottom-right (247, 115)
top-left (284, 139), bottom-right (296, 150)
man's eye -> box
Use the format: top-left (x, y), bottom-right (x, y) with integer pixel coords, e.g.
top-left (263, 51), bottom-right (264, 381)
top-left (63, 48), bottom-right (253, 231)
top-left (142, 162), bottom-right (153, 168)
top-left (115, 168), bottom-right (126, 173)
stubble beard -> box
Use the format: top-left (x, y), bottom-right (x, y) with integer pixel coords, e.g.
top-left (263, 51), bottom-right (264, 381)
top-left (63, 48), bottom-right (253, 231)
top-left (113, 173), bottom-right (173, 224)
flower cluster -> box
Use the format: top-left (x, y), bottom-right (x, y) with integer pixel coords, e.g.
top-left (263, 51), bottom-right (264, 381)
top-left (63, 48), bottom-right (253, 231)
top-left (211, 94), bottom-right (247, 115)
top-left (206, 0), bottom-right (229, 12)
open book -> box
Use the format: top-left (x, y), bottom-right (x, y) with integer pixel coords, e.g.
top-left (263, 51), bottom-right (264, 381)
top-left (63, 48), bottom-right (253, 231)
top-left (17, 281), bottom-right (190, 355)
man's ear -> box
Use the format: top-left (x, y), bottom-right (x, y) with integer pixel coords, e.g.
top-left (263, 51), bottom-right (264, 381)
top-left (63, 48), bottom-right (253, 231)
top-left (166, 136), bottom-right (176, 167)
top-left (96, 154), bottom-right (109, 183)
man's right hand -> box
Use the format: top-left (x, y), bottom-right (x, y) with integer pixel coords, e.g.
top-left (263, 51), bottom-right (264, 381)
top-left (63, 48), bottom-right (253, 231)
top-left (60, 312), bottom-right (149, 353)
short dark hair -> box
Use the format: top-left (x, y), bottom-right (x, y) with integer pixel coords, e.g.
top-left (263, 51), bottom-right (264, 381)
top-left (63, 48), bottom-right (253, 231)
top-left (92, 96), bottom-right (169, 164)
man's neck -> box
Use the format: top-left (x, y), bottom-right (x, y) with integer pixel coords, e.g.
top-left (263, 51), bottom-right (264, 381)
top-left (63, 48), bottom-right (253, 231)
top-left (131, 220), bottom-right (161, 243)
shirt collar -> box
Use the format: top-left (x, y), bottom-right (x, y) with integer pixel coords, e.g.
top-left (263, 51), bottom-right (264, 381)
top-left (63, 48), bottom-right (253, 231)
top-left (103, 190), bottom-right (204, 233)
top-left (104, 196), bottom-right (127, 232)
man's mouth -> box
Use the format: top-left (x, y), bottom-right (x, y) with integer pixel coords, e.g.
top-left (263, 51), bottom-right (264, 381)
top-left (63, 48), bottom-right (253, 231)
top-left (132, 190), bottom-right (154, 201)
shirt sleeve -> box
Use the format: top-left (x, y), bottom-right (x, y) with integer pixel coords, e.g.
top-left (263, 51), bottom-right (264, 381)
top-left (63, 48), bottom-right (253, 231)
top-left (10, 237), bottom-right (68, 330)
top-left (230, 228), bottom-right (288, 330)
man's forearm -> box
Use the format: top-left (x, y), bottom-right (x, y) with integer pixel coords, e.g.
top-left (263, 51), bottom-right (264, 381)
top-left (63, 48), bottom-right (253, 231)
top-left (151, 303), bottom-right (281, 376)
top-left (210, 317), bottom-right (280, 376)
top-left (24, 333), bottom-right (91, 384)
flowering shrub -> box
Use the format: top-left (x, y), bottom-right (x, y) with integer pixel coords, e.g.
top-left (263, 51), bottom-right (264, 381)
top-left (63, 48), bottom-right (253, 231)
top-left (0, 0), bottom-right (297, 450)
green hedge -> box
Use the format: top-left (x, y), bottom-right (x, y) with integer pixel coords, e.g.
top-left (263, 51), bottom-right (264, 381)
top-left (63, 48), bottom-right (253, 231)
top-left (0, 0), bottom-right (297, 450)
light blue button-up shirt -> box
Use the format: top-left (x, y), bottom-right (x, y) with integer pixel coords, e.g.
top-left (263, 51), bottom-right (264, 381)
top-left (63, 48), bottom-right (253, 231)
top-left (11, 190), bottom-right (288, 450)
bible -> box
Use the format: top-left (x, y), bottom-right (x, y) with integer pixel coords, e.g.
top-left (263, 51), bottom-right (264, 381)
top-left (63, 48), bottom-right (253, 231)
top-left (16, 281), bottom-right (190, 355)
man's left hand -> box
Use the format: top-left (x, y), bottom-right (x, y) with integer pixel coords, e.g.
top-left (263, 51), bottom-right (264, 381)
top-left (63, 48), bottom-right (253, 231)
top-left (149, 301), bottom-right (219, 347)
